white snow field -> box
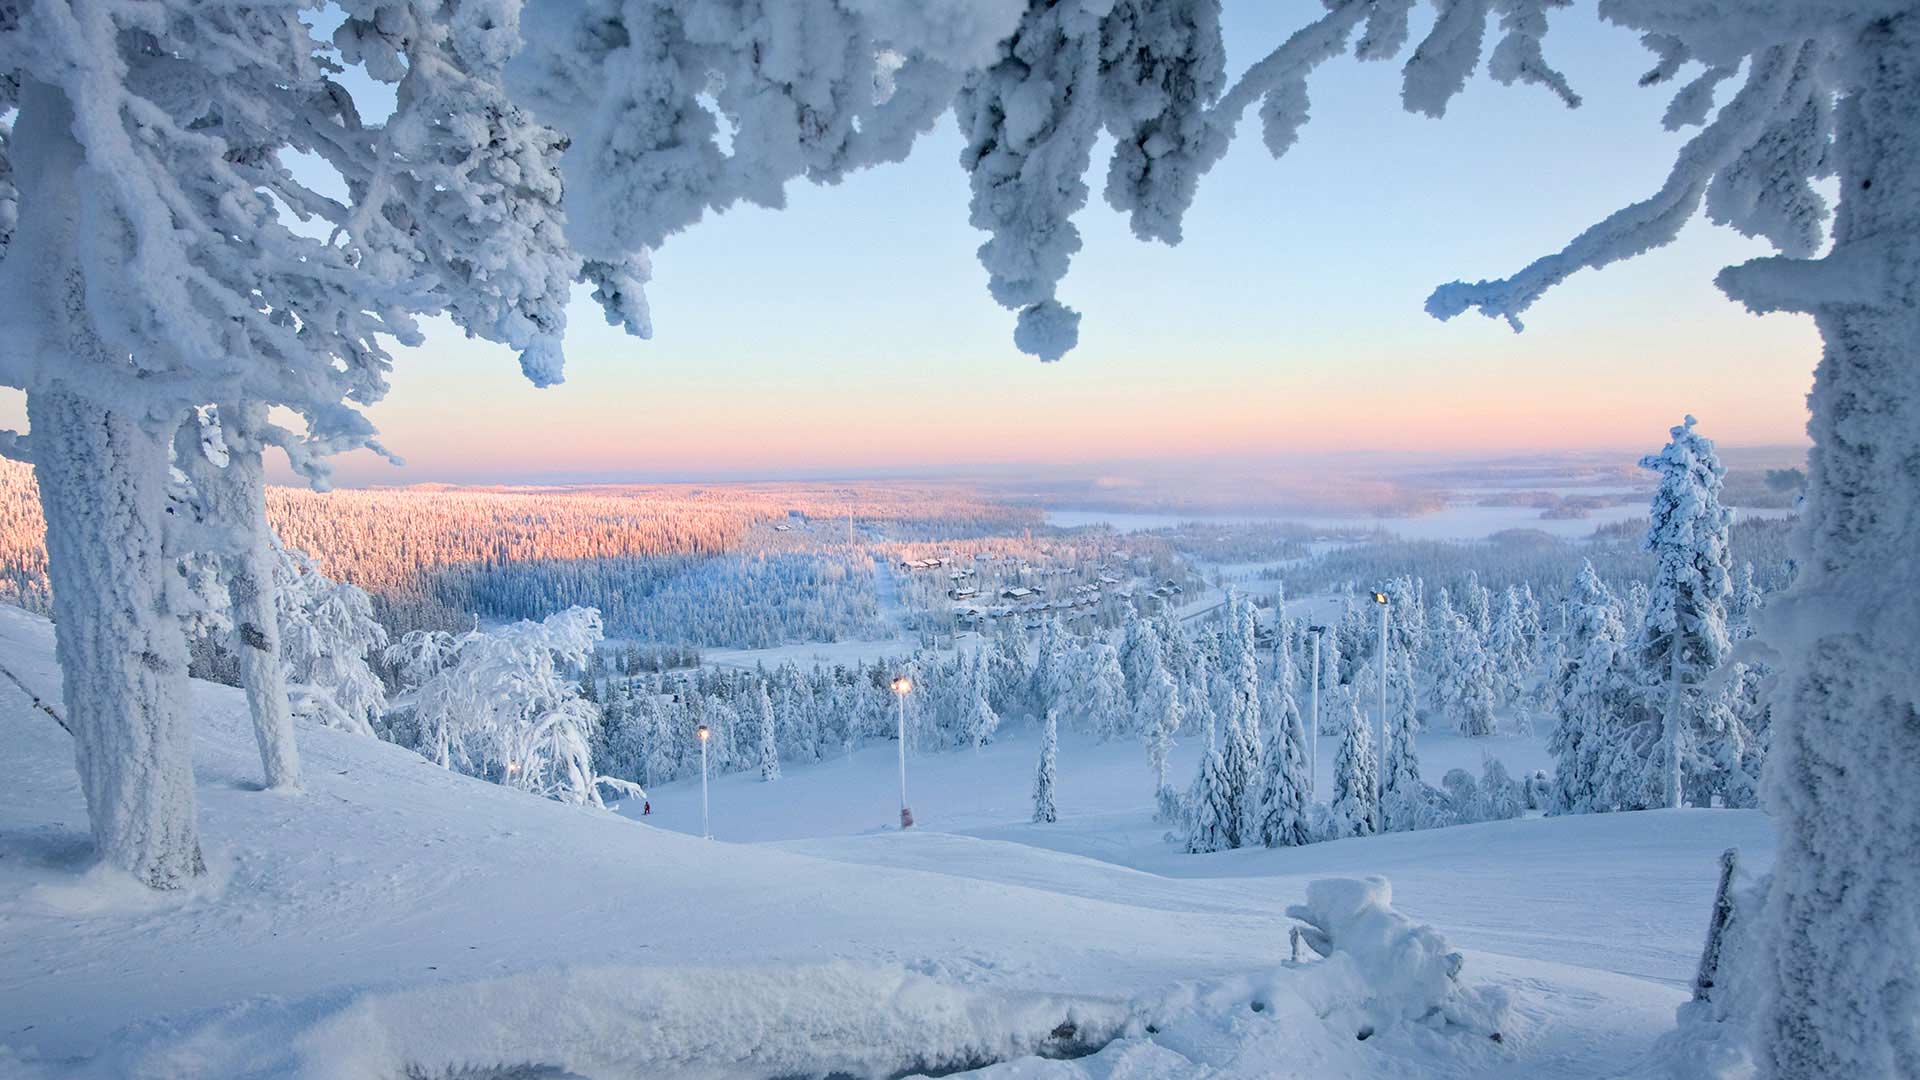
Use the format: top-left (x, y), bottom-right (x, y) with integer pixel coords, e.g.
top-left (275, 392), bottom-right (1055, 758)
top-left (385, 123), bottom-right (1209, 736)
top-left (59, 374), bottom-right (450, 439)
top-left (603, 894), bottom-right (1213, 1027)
top-left (0, 606), bottom-right (1771, 1079)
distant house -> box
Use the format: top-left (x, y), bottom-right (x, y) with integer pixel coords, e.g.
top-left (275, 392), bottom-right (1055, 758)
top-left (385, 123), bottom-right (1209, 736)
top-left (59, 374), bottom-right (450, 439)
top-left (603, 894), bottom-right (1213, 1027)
top-left (1000, 586), bottom-right (1035, 601)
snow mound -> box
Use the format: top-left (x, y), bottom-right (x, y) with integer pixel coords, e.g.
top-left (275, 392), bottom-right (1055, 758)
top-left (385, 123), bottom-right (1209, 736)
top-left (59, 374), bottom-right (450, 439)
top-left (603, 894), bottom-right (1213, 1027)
top-left (1286, 877), bottom-right (1511, 1042)
top-left (88, 962), bottom-right (1130, 1080)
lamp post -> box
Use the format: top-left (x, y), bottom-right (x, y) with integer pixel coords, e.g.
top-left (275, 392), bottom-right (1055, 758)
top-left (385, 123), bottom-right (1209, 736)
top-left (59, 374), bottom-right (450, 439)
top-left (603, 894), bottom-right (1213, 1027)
top-left (696, 723), bottom-right (711, 839)
top-left (1306, 625), bottom-right (1326, 799)
top-left (890, 675), bottom-right (914, 828)
top-left (1372, 591), bottom-right (1390, 812)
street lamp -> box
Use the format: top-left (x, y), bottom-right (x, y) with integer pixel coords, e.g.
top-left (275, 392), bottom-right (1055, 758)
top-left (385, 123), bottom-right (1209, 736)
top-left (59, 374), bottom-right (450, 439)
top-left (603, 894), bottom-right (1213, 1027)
top-left (890, 675), bottom-right (914, 828)
top-left (696, 723), bottom-right (711, 839)
top-left (1372, 591), bottom-right (1390, 815)
top-left (1305, 625), bottom-right (1327, 800)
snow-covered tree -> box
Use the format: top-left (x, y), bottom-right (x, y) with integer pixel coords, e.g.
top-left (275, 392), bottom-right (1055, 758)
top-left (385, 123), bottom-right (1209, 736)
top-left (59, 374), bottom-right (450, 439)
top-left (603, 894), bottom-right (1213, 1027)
top-left (1030, 617), bottom-right (1071, 721)
top-left (1381, 647), bottom-right (1424, 833)
top-left (1033, 708), bottom-right (1059, 824)
top-left (1137, 635), bottom-right (1182, 802)
top-left (1488, 586), bottom-right (1529, 707)
top-left (1634, 416), bottom-right (1734, 810)
top-left (1328, 685), bottom-right (1378, 840)
top-left (274, 539), bottom-right (388, 737)
top-left (1478, 756), bottom-right (1525, 822)
top-left (1183, 738), bottom-right (1235, 854)
top-left (1118, 608), bottom-right (1156, 700)
top-left (988, 618), bottom-right (1033, 719)
top-left (0, 0), bottom-right (650, 886)
top-left (393, 607), bottom-right (618, 807)
top-left (1437, 614), bottom-right (1498, 737)
top-left (1254, 636), bottom-right (1312, 848)
top-left (1728, 561), bottom-right (1765, 642)
top-left (1071, 640), bottom-right (1128, 740)
top-left (1214, 594), bottom-right (1264, 845)
top-left (754, 683), bottom-right (780, 782)
top-left (965, 648), bottom-right (1001, 750)
top-left (1549, 563), bottom-right (1631, 816)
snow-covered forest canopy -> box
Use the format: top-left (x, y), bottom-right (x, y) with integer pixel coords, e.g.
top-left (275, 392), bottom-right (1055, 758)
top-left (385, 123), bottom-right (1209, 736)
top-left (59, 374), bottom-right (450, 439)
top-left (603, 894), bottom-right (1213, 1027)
top-left (0, 0), bottom-right (1913, 1077)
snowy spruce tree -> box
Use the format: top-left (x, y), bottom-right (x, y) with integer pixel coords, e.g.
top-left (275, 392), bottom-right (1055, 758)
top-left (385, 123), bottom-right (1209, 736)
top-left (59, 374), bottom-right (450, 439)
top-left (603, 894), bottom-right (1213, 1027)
top-left (988, 618), bottom-right (1033, 719)
top-left (966, 648), bottom-right (1001, 751)
top-left (754, 683), bottom-right (780, 783)
top-left (1033, 708), bottom-right (1058, 825)
top-left (1381, 647), bottom-right (1425, 833)
top-left (1328, 686), bottom-right (1379, 840)
top-left (1489, 586), bottom-right (1529, 707)
top-left (1550, 562), bottom-right (1631, 816)
top-left (1135, 628), bottom-right (1183, 804)
top-left (1253, 629), bottom-right (1312, 848)
top-left (1214, 594), bottom-right (1264, 846)
top-left (1634, 416), bottom-right (1734, 811)
top-left (1439, 614), bottom-right (1498, 737)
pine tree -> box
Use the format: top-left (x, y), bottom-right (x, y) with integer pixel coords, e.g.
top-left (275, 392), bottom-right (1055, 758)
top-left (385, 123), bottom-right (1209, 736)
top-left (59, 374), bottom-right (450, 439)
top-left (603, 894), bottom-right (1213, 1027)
top-left (1254, 637), bottom-right (1312, 847)
top-left (1184, 741), bottom-right (1236, 853)
top-left (1488, 586), bottom-right (1528, 707)
top-left (1381, 646), bottom-right (1425, 832)
top-left (1031, 617), bottom-right (1070, 721)
top-left (1634, 415), bottom-right (1734, 810)
top-left (1440, 614), bottom-right (1498, 737)
top-left (966, 648), bottom-right (1000, 750)
top-left (1032, 708), bottom-right (1059, 824)
top-left (1316, 632), bottom-right (1344, 737)
top-left (1137, 635), bottom-right (1182, 803)
top-left (1215, 594), bottom-right (1264, 845)
top-left (1729, 562), bottom-right (1765, 642)
top-left (988, 618), bottom-right (1032, 718)
top-left (755, 682), bottom-right (780, 782)
top-left (1549, 562), bottom-right (1630, 815)
top-left (1081, 640), bottom-right (1128, 740)
top-left (1329, 686), bottom-right (1379, 839)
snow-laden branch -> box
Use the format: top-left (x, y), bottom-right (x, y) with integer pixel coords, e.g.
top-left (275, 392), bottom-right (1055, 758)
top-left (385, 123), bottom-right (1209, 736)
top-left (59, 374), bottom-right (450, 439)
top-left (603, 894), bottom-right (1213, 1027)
top-left (1425, 40), bottom-right (1815, 330)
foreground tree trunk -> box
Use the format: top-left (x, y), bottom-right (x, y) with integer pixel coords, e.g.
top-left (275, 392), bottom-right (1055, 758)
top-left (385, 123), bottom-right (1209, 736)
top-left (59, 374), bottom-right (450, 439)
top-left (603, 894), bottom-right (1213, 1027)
top-left (13, 81), bottom-right (204, 888)
top-left (30, 387), bottom-right (205, 888)
top-left (176, 403), bottom-right (302, 791)
top-left (1750, 14), bottom-right (1920, 1077)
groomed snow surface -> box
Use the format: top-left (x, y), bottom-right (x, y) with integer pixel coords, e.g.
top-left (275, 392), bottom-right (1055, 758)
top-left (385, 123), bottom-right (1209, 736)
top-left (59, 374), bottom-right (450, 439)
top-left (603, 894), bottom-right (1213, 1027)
top-left (0, 606), bottom-right (1770, 1079)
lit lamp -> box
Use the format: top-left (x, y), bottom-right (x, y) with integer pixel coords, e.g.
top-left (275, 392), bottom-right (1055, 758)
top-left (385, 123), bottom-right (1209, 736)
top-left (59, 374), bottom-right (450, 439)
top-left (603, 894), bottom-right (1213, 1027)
top-left (696, 723), bottom-right (712, 840)
top-left (891, 676), bottom-right (914, 828)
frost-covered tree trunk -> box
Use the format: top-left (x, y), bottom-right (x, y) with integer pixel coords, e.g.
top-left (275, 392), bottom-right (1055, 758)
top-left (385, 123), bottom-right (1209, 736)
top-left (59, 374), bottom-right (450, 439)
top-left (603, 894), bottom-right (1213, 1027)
top-left (1745, 15), bottom-right (1920, 1077)
top-left (183, 403), bottom-right (301, 790)
top-left (31, 387), bottom-right (204, 887)
top-left (1033, 708), bottom-right (1059, 824)
top-left (14, 83), bottom-right (204, 888)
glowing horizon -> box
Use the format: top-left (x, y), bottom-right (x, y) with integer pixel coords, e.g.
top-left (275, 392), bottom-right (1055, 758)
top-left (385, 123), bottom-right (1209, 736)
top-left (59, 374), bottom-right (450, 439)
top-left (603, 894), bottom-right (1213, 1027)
top-left (0, 6), bottom-right (1822, 488)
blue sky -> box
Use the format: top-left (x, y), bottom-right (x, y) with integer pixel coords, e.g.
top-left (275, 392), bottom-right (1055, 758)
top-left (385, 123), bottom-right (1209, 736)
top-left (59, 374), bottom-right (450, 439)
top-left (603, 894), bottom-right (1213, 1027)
top-left (2, 3), bottom-right (1823, 485)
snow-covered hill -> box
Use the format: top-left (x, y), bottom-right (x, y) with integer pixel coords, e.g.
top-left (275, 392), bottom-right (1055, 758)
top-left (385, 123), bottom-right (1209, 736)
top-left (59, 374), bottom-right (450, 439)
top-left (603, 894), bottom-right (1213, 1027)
top-left (0, 606), bottom-right (1770, 1078)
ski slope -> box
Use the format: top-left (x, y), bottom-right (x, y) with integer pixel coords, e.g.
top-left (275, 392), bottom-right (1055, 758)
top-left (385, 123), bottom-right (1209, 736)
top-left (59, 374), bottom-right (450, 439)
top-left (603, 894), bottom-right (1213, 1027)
top-left (0, 606), bottom-right (1772, 1078)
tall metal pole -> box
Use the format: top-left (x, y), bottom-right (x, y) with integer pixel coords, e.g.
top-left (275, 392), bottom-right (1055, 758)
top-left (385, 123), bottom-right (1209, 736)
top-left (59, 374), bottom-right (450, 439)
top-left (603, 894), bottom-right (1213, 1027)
top-left (897, 690), bottom-right (909, 814)
top-left (893, 677), bottom-right (914, 828)
top-left (699, 734), bottom-right (711, 839)
top-left (1308, 628), bottom-right (1322, 800)
top-left (1376, 595), bottom-right (1390, 812)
